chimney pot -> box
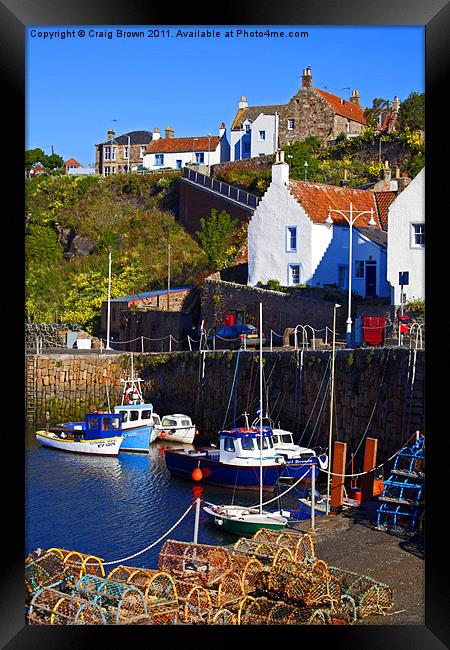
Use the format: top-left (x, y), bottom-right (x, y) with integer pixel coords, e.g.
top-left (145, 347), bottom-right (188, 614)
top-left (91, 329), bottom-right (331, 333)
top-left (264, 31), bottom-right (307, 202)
top-left (301, 65), bottom-right (312, 88)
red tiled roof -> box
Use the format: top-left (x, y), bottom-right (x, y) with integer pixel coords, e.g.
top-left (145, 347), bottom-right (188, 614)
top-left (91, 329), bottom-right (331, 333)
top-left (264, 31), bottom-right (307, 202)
top-left (314, 88), bottom-right (367, 124)
top-left (288, 180), bottom-right (381, 228)
top-left (64, 158), bottom-right (80, 166)
top-left (374, 191), bottom-right (397, 230)
top-left (147, 136), bottom-right (220, 154)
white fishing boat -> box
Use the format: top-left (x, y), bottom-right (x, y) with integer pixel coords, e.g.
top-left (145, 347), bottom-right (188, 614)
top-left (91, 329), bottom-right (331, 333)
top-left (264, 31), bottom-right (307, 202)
top-left (150, 413), bottom-right (197, 445)
top-left (35, 413), bottom-right (124, 457)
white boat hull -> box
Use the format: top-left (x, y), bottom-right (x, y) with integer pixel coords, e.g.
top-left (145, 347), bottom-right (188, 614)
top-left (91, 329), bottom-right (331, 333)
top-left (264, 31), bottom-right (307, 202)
top-left (152, 426), bottom-right (196, 445)
top-left (36, 431), bottom-right (124, 456)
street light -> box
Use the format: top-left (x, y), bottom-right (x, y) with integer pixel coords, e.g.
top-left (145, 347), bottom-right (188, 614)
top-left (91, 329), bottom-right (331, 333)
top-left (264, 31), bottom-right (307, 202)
top-left (304, 160), bottom-right (308, 181)
top-left (326, 202), bottom-right (376, 347)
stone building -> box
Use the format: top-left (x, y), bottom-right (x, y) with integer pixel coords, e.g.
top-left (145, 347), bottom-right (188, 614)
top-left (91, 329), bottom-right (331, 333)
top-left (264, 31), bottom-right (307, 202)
top-left (230, 66), bottom-right (400, 157)
top-left (95, 129), bottom-right (153, 176)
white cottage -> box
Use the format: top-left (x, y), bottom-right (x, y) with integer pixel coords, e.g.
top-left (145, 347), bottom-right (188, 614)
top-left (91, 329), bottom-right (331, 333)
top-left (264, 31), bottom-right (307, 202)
top-left (248, 154), bottom-right (390, 299)
top-left (143, 124), bottom-right (230, 171)
top-left (230, 97), bottom-right (282, 161)
top-left (386, 168), bottom-right (425, 306)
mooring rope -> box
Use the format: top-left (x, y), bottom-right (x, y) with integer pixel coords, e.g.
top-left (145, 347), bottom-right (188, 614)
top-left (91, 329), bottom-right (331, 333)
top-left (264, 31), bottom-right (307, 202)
top-left (101, 503), bottom-right (194, 567)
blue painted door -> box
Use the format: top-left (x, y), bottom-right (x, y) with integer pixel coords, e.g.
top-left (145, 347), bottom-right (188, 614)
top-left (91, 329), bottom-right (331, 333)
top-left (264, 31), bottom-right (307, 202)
top-left (365, 262), bottom-right (377, 296)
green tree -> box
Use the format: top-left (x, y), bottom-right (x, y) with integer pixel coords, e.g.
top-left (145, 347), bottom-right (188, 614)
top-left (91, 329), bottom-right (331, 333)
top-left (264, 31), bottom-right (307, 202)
top-left (196, 209), bottom-right (238, 270)
top-left (25, 147), bottom-right (64, 175)
top-left (364, 98), bottom-right (391, 129)
top-left (397, 91), bottom-right (425, 132)
top-left (282, 138), bottom-right (321, 181)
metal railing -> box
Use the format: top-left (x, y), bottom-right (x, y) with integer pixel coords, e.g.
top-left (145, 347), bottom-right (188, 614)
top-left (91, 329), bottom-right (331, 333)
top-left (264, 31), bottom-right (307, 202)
top-left (182, 168), bottom-right (259, 209)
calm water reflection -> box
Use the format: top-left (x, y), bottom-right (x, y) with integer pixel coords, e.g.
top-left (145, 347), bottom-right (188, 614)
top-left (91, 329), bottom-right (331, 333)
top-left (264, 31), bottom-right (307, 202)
top-left (26, 425), bottom-right (297, 569)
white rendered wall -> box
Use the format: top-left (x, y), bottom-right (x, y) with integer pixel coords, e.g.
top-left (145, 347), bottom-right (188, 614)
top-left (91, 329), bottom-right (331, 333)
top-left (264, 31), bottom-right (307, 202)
top-left (143, 146), bottom-right (222, 170)
top-left (250, 114), bottom-right (278, 157)
top-left (248, 166), bottom-right (315, 286)
top-left (387, 169), bottom-right (425, 305)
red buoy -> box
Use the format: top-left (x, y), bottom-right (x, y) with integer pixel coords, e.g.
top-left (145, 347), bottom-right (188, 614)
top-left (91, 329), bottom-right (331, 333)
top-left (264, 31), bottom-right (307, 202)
top-left (192, 468), bottom-right (203, 482)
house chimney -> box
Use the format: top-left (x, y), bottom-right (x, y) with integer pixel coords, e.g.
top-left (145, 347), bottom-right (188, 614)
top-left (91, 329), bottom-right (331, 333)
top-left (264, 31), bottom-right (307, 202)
top-left (382, 160), bottom-right (391, 183)
top-left (395, 166), bottom-right (401, 179)
top-left (152, 127), bottom-right (161, 141)
top-left (397, 173), bottom-right (412, 193)
top-left (340, 168), bottom-right (349, 187)
top-left (350, 89), bottom-right (361, 107)
top-left (238, 95), bottom-right (248, 109)
top-left (219, 122), bottom-right (226, 138)
top-left (301, 65), bottom-right (312, 88)
top-left (107, 128), bottom-right (115, 141)
top-left (272, 153), bottom-right (289, 185)
top-left (165, 126), bottom-right (174, 138)
top-left (392, 96), bottom-right (400, 112)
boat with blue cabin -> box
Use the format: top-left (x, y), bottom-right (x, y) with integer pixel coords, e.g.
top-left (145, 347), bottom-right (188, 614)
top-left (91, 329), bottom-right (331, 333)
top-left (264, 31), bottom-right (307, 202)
top-left (164, 423), bottom-right (323, 489)
top-left (35, 412), bottom-right (124, 457)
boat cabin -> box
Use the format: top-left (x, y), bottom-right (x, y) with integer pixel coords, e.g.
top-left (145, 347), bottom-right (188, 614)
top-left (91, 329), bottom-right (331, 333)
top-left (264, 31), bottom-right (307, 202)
top-left (113, 403), bottom-right (153, 428)
top-left (160, 415), bottom-right (193, 430)
top-left (59, 413), bottom-right (123, 441)
top-left (218, 427), bottom-right (282, 464)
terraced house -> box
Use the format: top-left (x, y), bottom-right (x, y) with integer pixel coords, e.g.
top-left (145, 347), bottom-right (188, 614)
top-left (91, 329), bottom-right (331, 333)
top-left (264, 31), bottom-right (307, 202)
top-left (95, 129), bottom-right (153, 175)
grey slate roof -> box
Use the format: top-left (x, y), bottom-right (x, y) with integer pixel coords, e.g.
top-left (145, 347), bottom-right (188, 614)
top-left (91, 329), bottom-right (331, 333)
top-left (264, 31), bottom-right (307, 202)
top-left (357, 227), bottom-right (388, 248)
top-left (96, 130), bottom-right (153, 146)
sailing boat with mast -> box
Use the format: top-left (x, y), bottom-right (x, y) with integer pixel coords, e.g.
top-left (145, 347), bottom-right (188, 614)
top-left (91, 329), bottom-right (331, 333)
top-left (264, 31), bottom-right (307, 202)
top-left (202, 303), bottom-right (289, 534)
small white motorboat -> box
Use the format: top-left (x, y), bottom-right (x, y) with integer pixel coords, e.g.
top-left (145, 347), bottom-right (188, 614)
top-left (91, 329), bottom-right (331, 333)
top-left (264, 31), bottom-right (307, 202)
top-left (150, 413), bottom-right (198, 445)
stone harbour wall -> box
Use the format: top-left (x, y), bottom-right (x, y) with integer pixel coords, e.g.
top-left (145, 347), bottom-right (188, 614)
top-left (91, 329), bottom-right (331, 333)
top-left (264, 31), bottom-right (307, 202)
top-left (27, 348), bottom-right (424, 466)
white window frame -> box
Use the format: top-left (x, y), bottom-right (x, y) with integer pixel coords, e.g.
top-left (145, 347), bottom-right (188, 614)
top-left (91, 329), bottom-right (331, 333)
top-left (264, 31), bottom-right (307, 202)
top-left (104, 167), bottom-right (110, 177)
top-left (155, 153), bottom-right (164, 167)
top-left (140, 146), bottom-right (146, 158)
top-left (110, 166), bottom-right (116, 174)
top-left (288, 263), bottom-right (301, 286)
top-left (258, 130), bottom-right (266, 141)
top-left (288, 118), bottom-right (295, 130)
top-left (195, 152), bottom-right (205, 164)
top-left (111, 147), bottom-right (117, 161)
top-left (286, 226), bottom-right (297, 252)
top-left (411, 222), bottom-right (425, 248)
top-left (104, 146), bottom-right (111, 161)
top-left (124, 145), bottom-right (129, 159)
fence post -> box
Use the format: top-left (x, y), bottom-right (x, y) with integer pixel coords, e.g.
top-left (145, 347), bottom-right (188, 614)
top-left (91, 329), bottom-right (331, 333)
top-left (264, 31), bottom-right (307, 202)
top-left (270, 331), bottom-right (273, 352)
top-left (141, 336), bottom-right (144, 353)
top-left (169, 335), bottom-right (172, 353)
top-left (193, 498), bottom-right (201, 544)
top-left (330, 441), bottom-right (347, 514)
top-left (310, 465), bottom-right (316, 531)
top-left (360, 437), bottom-right (378, 505)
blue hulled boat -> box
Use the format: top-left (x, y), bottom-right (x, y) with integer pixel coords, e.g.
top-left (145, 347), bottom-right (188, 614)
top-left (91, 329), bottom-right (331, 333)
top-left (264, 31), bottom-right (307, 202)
top-left (164, 425), bottom-right (323, 489)
top-left (112, 364), bottom-right (154, 453)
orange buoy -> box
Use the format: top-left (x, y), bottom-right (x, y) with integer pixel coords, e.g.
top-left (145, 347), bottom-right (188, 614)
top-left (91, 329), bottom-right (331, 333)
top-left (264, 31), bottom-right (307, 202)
top-left (192, 468), bottom-right (203, 482)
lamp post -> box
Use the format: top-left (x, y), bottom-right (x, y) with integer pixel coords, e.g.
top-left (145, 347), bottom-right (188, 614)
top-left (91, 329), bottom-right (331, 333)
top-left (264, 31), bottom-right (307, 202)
top-left (105, 249), bottom-right (112, 350)
top-left (326, 303), bottom-right (341, 515)
top-left (304, 160), bottom-right (308, 181)
top-left (326, 202), bottom-right (376, 348)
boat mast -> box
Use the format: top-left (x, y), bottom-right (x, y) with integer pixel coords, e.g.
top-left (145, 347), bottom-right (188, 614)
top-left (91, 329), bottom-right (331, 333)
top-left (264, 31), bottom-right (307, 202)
top-left (326, 303), bottom-right (341, 515)
top-left (259, 302), bottom-right (263, 515)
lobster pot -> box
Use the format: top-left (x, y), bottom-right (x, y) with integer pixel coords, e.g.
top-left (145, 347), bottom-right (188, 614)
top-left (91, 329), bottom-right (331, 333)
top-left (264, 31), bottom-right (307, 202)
top-left (209, 608), bottom-right (237, 625)
top-left (232, 539), bottom-right (278, 564)
top-left (381, 476), bottom-right (424, 505)
top-left (48, 548), bottom-right (105, 579)
top-left (158, 540), bottom-right (232, 587)
top-left (329, 567), bottom-right (393, 618)
top-left (238, 596), bottom-right (328, 625)
top-left (377, 503), bottom-right (422, 533)
top-left (266, 558), bottom-right (329, 597)
top-left (393, 441), bottom-right (425, 478)
top-left (72, 575), bottom-right (149, 624)
top-left (230, 556), bottom-right (265, 593)
top-left (285, 572), bottom-right (341, 609)
top-left (177, 583), bottom-right (213, 623)
top-left (25, 551), bottom-right (70, 606)
top-left (250, 530), bottom-right (316, 564)
top-left (28, 587), bottom-right (107, 625)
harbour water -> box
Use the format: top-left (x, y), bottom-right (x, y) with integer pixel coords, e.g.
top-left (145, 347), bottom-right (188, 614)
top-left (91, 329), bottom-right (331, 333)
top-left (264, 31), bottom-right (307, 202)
top-left (26, 426), bottom-right (311, 569)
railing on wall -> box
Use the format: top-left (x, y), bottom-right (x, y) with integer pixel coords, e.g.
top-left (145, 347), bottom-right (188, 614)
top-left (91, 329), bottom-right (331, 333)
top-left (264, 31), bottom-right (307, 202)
top-left (182, 168), bottom-right (259, 209)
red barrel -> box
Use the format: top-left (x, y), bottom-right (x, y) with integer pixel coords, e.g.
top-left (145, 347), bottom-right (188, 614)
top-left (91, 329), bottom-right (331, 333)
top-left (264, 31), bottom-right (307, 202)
top-left (363, 316), bottom-right (386, 346)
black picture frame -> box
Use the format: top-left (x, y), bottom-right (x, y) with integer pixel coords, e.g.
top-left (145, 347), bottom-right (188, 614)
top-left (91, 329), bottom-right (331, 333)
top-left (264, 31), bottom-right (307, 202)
top-left (3, 0), bottom-right (447, 646)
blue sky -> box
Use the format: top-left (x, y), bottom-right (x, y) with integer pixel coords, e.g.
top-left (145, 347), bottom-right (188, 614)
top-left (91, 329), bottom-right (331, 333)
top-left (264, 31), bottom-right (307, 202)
top-left (26, 25), bottom-right (424, 166)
